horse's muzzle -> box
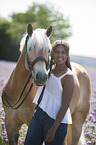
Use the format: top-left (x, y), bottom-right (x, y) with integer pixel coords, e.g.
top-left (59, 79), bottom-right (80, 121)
top-left (34, 71), bottom-right (48, 86)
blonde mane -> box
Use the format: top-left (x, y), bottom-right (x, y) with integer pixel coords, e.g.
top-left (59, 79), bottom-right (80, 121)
top-left (20, 28), bottom-right (51, 53)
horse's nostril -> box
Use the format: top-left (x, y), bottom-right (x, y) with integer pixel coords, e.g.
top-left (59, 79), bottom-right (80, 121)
top-left (36, 73), bottom-right (43, 80)
top-left (36, 73), bottom-right (42, 80)
top-left (36, 73), bottom-right (39, 80)
top-left (36, 72), bottom-right (47, 82)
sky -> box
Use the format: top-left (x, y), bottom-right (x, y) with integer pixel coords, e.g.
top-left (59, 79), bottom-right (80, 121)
top-left (0, 0), bottom-right (96, 58)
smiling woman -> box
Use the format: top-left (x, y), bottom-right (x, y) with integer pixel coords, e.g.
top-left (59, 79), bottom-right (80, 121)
top-left (52, 45), bottom-right (67, 64)
top-left (24, 40), bottom-right (74, 145)
top-left (24, 39), bottom-right (91, 145)
top-left (51, 40), bottom-right (72, 71)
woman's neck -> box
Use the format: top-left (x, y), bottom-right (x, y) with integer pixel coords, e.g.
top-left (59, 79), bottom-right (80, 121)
top-left (52, 64), bottom-right (68, 76)
top-left (55, 64), bottom-right (67, 71)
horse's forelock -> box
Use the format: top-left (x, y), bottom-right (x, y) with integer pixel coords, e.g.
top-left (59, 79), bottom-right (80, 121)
top-left (28, 29), bottom-right (51, 52)
top-left (19, 29), bottom-right (51, 53)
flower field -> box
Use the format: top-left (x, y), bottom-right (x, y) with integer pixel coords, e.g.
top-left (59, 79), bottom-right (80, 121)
top-left (0, 61), bottom-right (96, 145)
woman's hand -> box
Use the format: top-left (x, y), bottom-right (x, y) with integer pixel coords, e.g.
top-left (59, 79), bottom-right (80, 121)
top-left (46, 128), bottom-right (56, 142)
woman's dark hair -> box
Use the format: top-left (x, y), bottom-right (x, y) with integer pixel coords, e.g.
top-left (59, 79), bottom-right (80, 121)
top-left (51, 40), bottom-right (72, 71)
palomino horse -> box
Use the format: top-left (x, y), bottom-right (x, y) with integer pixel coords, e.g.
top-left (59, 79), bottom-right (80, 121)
top-left (2, 23), bottom-right (53, 145)
top-left (2, 23), bottom-right (91, 145)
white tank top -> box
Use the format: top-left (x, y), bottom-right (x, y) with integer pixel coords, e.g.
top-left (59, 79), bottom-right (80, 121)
top-left (33, 71), bottom-right (72, 124)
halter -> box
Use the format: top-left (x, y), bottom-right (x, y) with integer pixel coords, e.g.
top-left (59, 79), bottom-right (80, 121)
top-left (1, 35), bottom-right (51, 110)
top-left (25, 35), bottom-right (49, 75)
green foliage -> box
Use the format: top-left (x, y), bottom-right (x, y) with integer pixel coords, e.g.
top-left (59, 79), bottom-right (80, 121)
top-left (11, 3), bottom-right (72, 41)
top-left (0, 136), bottom-right (8, 145)
top-left (0, 2), bottom-right (72, 61)
top-left (0, 19), bottom-right (20, 61)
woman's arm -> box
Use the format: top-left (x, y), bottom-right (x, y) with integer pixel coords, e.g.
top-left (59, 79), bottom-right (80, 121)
top-left (46, 74), bottom-right (74, 142)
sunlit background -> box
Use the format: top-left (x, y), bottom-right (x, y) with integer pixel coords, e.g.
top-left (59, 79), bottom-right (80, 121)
top-left (0, 0), bottom-right (96, 58)
top-left (0, 1), bottom-right (96, 144)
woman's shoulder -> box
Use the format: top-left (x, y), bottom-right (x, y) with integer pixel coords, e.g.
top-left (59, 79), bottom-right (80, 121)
top-left (60, 69), bottom-right (73, 78)
top-left (62, 70), bottom-right (74, 80)
top-left (61, 70), bottom-right (74, 87)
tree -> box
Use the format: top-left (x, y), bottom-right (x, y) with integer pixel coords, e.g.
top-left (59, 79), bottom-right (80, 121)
top-left (11, 3), bottom-right (72, 42)
top-left (0, 2), bottom-right (72, 61)
top-left (0, 19), bottom-right (20, 61)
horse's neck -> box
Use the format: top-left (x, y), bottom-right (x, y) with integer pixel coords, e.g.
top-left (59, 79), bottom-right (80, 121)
top-left (5, 46), bottom-right (30, 97)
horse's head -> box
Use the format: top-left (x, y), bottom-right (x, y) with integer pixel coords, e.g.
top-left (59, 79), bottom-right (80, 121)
top-left (21, 23), bottom-right (52, 86)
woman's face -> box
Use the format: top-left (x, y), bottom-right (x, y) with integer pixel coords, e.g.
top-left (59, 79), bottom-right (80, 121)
top-left (52, 45), bottom-right (68, 65)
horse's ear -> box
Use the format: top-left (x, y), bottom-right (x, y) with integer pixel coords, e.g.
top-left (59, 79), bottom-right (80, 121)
top-left (46, 25), bottom-right (53, 37)
top-left (27, 23), bottom-right (33, 37)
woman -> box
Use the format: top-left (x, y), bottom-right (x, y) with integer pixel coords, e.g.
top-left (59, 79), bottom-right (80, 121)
top-left (24, 40), bottom-right (74, 145)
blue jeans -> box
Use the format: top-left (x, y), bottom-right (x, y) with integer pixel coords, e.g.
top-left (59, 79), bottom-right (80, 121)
top-left (24, 107), bottom-right (68, 145)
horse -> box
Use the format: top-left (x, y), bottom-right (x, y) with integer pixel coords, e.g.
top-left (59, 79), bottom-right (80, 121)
top-left (1, 23), bottom-right (53, 145)
top-left (1, 23), bottom-right (91, 145)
